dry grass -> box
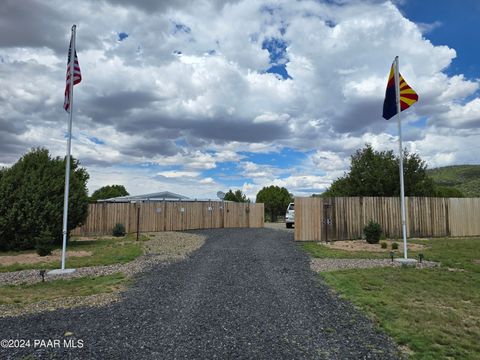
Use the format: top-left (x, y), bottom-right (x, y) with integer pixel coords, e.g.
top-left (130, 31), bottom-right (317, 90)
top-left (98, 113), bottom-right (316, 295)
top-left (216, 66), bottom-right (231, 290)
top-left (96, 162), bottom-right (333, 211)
top-left (0, 250), bottom-right (92, 266)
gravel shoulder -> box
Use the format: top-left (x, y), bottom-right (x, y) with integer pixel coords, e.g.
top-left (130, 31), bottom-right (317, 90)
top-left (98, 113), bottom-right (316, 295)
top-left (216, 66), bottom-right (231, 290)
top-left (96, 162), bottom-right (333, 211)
top-left (0, 228), bottom-right (400, 359)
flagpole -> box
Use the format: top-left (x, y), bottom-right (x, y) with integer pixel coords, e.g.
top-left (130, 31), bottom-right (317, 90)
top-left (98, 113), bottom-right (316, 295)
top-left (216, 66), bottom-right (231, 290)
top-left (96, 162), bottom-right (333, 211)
top-left (394, 55), bottom-right (408, 260)
top-left (60, 25), bottom-right (77, 271)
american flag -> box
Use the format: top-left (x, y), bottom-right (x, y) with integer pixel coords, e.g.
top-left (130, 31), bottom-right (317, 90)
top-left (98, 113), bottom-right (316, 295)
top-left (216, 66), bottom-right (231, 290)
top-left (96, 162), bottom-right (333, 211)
top-left (64, 37), bottom-right (81, 112)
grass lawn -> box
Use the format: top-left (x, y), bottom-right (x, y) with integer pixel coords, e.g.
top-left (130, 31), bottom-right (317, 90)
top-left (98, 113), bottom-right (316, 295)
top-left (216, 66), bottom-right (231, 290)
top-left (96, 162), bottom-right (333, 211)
top-left (0, 273), bottom-right (128, 307)
top-left (302, 237), bottom-right (480, 359)
top-left (0, 234), bottom-right (146, 273)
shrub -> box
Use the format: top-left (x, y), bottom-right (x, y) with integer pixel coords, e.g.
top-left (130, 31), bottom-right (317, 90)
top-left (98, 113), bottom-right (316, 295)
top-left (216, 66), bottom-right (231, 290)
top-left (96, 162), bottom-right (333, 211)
top-left (112, 223), bottom-right (126, 237)
top-left (0, 148), bottom-right (89, 251)
top-left (380, 242), bottom-right (387, 249)
top-left (364, 220), bottom-right (382, 244)
top-left (35, 231), bottom-right (54, 256)
top-left (391, 242), bottom-right (399, 250)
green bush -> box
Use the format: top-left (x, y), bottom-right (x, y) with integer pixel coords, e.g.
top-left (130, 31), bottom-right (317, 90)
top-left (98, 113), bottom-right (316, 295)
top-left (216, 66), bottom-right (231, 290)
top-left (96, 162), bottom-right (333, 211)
top-left (380, 241), bottom-right (387, 249)
top-left (364, 220), bottom-right (382, 244)
top-left (0, 148), bottom-right (89, 251)
top-left (112, 223), bottom-right (126, 237)
top-left (391, 242), bottom-right (399, 250)
top-left (35, 230), bottom-right (54, 256)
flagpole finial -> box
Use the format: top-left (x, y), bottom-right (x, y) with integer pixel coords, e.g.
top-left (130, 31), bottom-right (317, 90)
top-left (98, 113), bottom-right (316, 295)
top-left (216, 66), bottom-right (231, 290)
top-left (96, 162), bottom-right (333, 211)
top-left (72, 24), bottom-right (76, 31)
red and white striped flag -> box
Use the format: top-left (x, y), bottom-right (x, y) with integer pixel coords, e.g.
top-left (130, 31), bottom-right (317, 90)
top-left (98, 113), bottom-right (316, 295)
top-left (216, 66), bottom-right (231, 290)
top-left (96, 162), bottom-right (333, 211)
top-left (64, 36), bottom-right (81, 112)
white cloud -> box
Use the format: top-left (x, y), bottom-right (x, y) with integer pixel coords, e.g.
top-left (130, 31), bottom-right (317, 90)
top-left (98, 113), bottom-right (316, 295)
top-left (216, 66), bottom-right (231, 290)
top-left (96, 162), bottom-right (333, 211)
top-left (434, 98), bottom-right (480, 128)
top-left (157, 170), bottom-right (200, 178)
top-left (311, 151), bottom-right (350, 171)
top-left (1, 0), bottom-right (479, 199)
top-left (416, 20), bottom-right (442, 34)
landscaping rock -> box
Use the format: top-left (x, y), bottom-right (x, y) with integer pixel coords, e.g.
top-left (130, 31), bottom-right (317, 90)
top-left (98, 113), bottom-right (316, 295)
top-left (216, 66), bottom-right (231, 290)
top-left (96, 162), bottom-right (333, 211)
top-left (310, 258), bottom-right (439, 273)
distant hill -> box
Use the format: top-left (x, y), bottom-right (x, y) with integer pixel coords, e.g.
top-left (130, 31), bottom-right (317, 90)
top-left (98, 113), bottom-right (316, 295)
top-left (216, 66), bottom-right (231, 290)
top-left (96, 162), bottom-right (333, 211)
top-left (427, 165), bottom-right (480, 197)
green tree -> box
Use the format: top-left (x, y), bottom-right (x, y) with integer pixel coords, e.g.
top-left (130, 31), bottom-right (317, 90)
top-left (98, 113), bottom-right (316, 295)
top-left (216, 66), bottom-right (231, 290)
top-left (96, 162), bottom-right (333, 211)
top-left (322, 144), bottom-right (436, 197)
top-left (90, 184), bottom-right (129, 202)
top-left (256, 186), bottom-right (293, 222)
top-left (223, 189), bottom-right (249, 203)
top-left (0, 148), bottom-right (89, 251)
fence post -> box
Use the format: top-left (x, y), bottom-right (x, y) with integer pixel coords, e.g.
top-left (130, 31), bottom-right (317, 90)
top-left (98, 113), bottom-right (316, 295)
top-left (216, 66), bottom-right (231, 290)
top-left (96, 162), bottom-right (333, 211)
top-left (324, 200), bottom-right (332, 243)
top-left (221, 200), bottom-right (225, 228)
top-left (136, 203), bottom-right (140, 241)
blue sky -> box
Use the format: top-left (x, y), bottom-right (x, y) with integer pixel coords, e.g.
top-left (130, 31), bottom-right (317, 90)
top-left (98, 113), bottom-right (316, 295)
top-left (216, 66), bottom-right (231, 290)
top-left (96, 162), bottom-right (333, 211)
top-left (0, 0), bottom-right (479, 200)
top-left (399, 0), bottom-right (480, 79)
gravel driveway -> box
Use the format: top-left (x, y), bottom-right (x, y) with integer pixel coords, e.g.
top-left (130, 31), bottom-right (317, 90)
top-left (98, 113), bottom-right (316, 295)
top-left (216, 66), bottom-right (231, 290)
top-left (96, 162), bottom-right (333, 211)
top-left (0, 228), bottom-right (400, 359)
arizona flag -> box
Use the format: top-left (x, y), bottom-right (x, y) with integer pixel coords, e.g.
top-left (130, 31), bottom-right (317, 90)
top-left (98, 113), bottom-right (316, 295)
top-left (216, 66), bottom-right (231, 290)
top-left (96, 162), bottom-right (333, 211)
top-left (382, 62), bottom-right (418, 120)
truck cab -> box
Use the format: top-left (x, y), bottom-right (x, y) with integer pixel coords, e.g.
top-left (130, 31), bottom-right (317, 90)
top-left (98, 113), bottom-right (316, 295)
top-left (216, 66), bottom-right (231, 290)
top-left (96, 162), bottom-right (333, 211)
top-left (285, 202), bottom-right (295, 228)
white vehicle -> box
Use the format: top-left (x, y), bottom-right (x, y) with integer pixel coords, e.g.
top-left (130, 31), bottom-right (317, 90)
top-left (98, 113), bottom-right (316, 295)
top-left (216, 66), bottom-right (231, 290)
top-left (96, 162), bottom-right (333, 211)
top-left (285, 202), bottom-right (295, 228)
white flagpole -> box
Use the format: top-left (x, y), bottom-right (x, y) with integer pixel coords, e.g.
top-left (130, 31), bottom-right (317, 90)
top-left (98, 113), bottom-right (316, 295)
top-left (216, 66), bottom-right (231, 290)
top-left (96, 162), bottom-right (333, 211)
top-left (60, 25), bottom-right (77, 271)
top-left (394, 56), bottom-right (408, 260)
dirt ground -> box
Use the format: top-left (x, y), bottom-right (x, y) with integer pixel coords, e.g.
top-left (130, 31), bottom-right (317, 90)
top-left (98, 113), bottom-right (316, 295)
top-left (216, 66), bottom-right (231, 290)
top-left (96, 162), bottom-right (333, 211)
top-left (0, 250), bottom-right (92, 266)
top-left (326, 240), bottom-right (426, 253)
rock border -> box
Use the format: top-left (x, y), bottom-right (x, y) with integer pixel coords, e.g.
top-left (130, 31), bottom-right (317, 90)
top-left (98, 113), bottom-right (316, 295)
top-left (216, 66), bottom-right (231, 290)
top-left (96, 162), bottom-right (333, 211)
top-left (310, 258), bottom-right (439, 273)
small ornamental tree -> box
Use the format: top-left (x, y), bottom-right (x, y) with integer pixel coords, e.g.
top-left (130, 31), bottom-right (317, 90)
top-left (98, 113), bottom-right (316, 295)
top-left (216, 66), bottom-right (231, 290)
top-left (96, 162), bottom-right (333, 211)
top-left (0, 148), bottom-right (89, 251)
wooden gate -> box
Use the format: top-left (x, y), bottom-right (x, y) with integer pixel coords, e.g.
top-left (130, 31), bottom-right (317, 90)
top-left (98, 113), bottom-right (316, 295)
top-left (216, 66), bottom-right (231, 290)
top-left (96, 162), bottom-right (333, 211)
top-left (72, 201), bottom-right (264, 236)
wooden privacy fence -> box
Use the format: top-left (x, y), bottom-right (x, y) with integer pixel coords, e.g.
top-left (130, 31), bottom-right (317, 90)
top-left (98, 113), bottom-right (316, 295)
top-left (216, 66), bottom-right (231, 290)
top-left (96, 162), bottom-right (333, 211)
top-left (295, 196), bottom-right (480, 241)
top-left (71, 201), bottom-right (264, 236)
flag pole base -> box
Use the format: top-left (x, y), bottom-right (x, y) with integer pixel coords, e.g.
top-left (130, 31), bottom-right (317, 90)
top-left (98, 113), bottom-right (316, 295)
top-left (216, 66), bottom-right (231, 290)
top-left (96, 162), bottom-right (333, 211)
top-left (47, 268), bottom-right (76, 275)
top-left (394, 258), bottom-right (417, 267)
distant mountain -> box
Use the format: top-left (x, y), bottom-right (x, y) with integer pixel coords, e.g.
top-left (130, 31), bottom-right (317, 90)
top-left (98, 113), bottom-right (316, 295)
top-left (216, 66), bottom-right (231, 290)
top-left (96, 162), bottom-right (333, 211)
top-left (427, 165), bottom-right (480, 197)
